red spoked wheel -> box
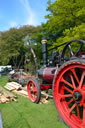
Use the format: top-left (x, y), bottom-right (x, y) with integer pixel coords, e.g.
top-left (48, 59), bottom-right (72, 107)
top-left (27, 78), bottom-right (41, 103)
top-left (53, 59), bottom-right (85, 128)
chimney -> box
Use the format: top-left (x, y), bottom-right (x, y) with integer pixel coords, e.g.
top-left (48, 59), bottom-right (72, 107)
top-left (41, 38), bottom-right (47, 67)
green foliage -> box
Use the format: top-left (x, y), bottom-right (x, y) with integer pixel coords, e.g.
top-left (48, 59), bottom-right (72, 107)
top-left (0, 25), bottom-right (42, 69)
top-left (56, 24), bottom-right (85, 51)
top-left (43, 0), bottom-right (85, 46)
top-left (0, 28), bottom-right (24, 65)
top-left (46, 0), bottom-right (85, 30)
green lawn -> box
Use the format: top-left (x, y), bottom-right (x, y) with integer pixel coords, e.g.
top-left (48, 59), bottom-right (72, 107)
top-left (0, 76), bottom-right (68, 128)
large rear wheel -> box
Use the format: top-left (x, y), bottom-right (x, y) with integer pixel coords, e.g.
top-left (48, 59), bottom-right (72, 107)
top-left (53, 59), bottom-right (85, 128)
top-left (27, 79), bottom-right (41, 103)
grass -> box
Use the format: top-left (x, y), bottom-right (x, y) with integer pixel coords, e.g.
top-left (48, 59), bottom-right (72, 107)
top-left (0, 76), bottom-right (68, 128)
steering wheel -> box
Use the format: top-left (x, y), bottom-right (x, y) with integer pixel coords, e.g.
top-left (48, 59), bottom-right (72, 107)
top-left (61, 39), bottom-right (85, 60)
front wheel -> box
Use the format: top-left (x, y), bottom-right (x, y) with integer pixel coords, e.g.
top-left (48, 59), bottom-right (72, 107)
top-left (27, 78), bottom-right (41, 103)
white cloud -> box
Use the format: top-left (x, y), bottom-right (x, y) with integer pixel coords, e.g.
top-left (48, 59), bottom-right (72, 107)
top-left (19, 0), bottom-right (39, 26)
top-left (2, 0), bottom-right (39, 31)
top-left (9, 21), bottom-right (18, 28)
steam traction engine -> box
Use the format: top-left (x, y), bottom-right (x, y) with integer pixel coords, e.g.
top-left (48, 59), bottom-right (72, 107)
top-left (27, 39), bottom-right (85, 128)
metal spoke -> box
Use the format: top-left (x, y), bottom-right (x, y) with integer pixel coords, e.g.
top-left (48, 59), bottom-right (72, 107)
top-left (61, 77), bottom-right (74, 89)
top-left (64, 86), bottom-right (73, 94)
top-left (70, 68), bottom-right (80, 84)
top-left (33, 86), bottom-right (37, 92)
top-left (68, 103), bottom-right (76, 113)
top-left (76, 105), bottom-right (80, 119)
top-left (31, 83), bottom-right (34, 87)
top-left (68, 44), bottom-right (74, 56)
top-left (69, 72), bottom-right (76, 89)
top-left (34, 93), bottom-right (37, 98)
top-left (59, 94), bottom-right (72, 99)
top-left (67, 98), bottom-right (74, 105)
top-left (79, 72), bottom-right (85, 89)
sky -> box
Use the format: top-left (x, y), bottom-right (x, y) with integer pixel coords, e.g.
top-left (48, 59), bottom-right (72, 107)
top-left (0, 0), bottom-right (50, 31)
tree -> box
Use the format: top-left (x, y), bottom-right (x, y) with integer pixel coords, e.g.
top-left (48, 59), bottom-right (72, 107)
top-left (0, 28), bottom-right (24, 66)
top-left (43, 0), bottom-right (85, 44)
top-left (0, 25), bottom-right (43, 71)
top-left (56, 24), bottom-right (85, 51)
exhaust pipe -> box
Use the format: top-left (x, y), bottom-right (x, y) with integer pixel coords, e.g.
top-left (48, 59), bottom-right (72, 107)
top-left (41, 38), bottom-right (47, 67)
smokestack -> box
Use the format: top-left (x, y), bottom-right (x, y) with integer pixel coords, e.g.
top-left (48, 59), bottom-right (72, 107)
top-left (41, 38), bottom-right (47, 67)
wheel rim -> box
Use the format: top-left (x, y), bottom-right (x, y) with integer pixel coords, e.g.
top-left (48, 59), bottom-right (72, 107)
top-left (53, 62), bottom-right (85, 128)
top-left (27, 80), bottom-right (38, 102)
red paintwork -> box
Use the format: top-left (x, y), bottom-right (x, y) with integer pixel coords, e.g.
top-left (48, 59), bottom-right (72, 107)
top-left (27, 79), bottom-right (38, 102)
top-left (43, 67), bottom-right (57, 83)
top-left (53, 61), bottom-right (85, 128)
top-left (40, 85), bottom-right (52, 90)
